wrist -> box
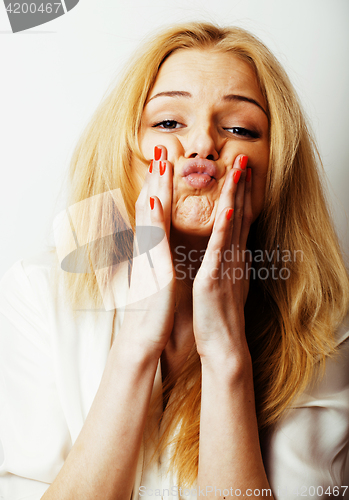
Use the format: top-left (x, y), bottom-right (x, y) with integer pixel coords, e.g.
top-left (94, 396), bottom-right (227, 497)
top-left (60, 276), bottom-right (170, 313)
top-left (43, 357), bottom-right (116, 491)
top-left (115, 315), bottom-right (169, 361)
top-left (111, 332), bottom-right (162, 370)
top-left (200, 343), bottom-right (253, 382)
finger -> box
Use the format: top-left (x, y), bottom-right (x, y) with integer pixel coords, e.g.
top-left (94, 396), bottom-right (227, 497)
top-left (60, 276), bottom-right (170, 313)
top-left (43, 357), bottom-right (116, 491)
top-left (148, 195), bottom-right (174, 282)
top-left (136, 145), bottom-right (172, 227)
top-left (212, 156), bottom-right (238, 232)
top-left (213, 154), bottom-right (247, 233)
top-left (149, 145), bottom-right (172, 237)
top-left (136, 157), bottom-right (155, 210)
top-left (201, 155), bottom-right (248, 276)
top-left (134, 194), bottom-right (169, 264)
top-left (196, 206), bottom-right (234, 281)
top-left (154, 159), bottom-right (173, 237)
top-left (153, 144), bottom-right (168, 165)
top-left (240, 167), bottom-right (253, 251)
top-left (130, 195), bottom-right (174, 298)
top-left (230, 157), bottom-right (248, 249)
top-left (151, 145), bottom-right (169, 177)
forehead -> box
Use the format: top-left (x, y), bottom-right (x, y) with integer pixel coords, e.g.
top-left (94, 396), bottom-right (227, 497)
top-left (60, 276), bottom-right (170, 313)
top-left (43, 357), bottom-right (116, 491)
top-left (149, 48), bottom-right (266, 108)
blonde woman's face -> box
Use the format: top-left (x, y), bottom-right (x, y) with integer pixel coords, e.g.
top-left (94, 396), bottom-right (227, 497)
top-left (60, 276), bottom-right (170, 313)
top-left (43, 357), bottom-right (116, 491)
top-left (138, 48), bottom-right (269, 237)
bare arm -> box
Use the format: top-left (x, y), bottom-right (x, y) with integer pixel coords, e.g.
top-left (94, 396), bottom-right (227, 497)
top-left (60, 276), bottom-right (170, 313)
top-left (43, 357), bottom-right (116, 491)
top-left (199, 354), bottom-right (272, 499)
top-left (42, 146), bottom-right (175, 499)
top-left (194, 159), bottom-right (274, 499)
top-left (41, 336), bottom-right (159, 500)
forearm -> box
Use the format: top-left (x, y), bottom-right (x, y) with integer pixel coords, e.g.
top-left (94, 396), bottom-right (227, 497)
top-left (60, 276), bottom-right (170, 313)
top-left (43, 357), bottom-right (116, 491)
top-left (198, 353), bottom-right (274, 500)
top-left (41, 334), bottom-right (160, 500)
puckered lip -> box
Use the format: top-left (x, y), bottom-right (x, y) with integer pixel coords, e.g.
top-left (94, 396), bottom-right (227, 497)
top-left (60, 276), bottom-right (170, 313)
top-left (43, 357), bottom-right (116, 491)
top-left (181, 159), bottom-right (217, 179)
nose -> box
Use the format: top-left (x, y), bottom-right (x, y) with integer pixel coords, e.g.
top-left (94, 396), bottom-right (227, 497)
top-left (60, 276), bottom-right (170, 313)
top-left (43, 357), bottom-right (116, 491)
top-left (184, 122), bottom-right (221, 161)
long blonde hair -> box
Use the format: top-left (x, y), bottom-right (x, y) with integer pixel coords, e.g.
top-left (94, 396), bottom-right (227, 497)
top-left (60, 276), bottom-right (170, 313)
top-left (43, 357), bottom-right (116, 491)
top-left (58, 22), bottom-right (349, 486)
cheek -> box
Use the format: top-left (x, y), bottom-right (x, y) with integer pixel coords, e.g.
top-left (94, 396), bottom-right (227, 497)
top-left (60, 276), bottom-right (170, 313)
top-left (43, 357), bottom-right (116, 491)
top-left (140, 130), bottom-right (184, 163)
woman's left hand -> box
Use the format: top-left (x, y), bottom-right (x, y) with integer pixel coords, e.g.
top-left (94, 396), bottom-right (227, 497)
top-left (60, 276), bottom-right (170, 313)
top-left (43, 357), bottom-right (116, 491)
top-left (192, 155), bottom-right (253, 364)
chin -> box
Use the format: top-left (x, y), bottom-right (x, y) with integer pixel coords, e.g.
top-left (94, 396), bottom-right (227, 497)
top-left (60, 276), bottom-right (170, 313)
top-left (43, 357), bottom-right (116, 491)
top-left (171, 195), bottom-right (216, 237)
top-left (171, 217), bottom-right (213, 239)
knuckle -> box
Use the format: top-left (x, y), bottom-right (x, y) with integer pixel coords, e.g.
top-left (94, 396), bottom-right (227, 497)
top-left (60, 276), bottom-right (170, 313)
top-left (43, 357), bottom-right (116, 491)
top-left (243, 209), bottom-right (253, 224)
top-left (216, 223), bottom-right (226, 236)
top-left (234, 207), bottom-right (244, 219)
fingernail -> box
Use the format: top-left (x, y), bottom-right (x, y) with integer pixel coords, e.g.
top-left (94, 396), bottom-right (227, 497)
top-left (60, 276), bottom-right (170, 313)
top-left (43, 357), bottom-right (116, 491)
top-left (160, 161), bottom-right (166, 176)
top-left (148, 160), bottom-right (153, 173)
top-left (233, 170), bottom-right (241, 184)
top-left (150, 197), bottom-right (155, 210)
top-left (240, 155), bottom-right (248, 170)
top-left (154, 146), bottom-right (161, 161)
top-left (226, 208), bottom-right (234, 221)
top-left (246, 168), bottom-right (251, 182)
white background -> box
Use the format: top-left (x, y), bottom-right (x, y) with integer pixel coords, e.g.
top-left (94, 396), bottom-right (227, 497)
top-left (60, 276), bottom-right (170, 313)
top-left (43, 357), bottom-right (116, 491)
top-left (0, 0), bottom-right (349, 486)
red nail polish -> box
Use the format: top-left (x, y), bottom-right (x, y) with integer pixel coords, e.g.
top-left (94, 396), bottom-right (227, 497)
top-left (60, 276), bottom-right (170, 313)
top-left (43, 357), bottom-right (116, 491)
top-left (150, 197), bottom-right (155, 210)
top-left (148, 160), bottom-right (153, 173)
top-left (154, 147), bottom-right (161, 161)
top-left (240, 155), bottom-right (248, 170)
top-left (226, 208), bottom-right (234, 221)
top-left (160, 161), bottom-right (166, 176)
top-left (233, 171), bottom-right (241, 184)
top-left (246, 168), bottom-right (251, 182)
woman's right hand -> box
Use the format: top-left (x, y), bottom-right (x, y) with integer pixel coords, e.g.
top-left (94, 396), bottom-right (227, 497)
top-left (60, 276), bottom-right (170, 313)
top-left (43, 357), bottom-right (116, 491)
top-left (118, 145), bottom-right (176, 358)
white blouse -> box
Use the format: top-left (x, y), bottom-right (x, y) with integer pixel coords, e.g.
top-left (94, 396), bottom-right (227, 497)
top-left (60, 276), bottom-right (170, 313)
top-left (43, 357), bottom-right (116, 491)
top-left (0, 249), bottom-right (349, 500)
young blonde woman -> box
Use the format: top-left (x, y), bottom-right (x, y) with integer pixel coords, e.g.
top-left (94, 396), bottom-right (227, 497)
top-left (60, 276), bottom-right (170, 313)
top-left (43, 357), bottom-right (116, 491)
top-left (0, 22), bottom-right (349, 500)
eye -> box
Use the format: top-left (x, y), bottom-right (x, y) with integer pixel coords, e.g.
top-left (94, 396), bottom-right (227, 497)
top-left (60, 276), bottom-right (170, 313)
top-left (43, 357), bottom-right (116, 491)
top-left (224, 127), bottom-right (260, 139)
top-left (152, 120), bottom-right (183, 130)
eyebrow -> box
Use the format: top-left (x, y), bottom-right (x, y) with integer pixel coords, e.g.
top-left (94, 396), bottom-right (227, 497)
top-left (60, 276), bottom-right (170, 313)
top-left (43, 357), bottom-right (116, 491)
top-left (147, 90), bottom-right (268, 117)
